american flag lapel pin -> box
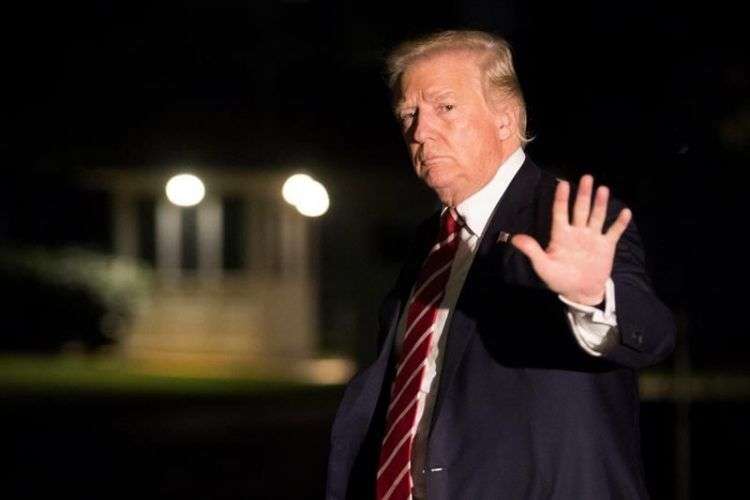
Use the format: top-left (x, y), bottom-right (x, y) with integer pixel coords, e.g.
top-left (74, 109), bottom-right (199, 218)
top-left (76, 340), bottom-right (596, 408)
top-left (497, 231), bottom-right (511, 244)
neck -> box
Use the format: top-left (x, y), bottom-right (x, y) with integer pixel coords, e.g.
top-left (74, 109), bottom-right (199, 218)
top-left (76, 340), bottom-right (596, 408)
top-left (441, 143), bottom-right (521, 207)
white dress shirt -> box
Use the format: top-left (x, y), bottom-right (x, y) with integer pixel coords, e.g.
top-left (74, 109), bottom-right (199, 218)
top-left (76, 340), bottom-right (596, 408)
top-left (394, 147), bottom-right (620, 499)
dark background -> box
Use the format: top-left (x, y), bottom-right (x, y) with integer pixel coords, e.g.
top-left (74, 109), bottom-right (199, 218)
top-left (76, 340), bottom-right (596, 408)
top-left (1, 1), bottom-right (748, 498)
top-left (3, 1), bottom-right (749, 367)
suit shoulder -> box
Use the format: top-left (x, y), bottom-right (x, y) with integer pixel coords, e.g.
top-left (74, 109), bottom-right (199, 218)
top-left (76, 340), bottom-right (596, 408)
top-left (416, 208), bottom-right (441, 233)
top-left (537, 169), bottom-right (562, 197)
top-left (531, 164), bottom-right (630, 214)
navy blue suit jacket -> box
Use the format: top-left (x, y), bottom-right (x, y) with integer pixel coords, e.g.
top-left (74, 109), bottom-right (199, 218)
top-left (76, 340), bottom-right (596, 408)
top-left (327, 158), bottom-right (675, 499)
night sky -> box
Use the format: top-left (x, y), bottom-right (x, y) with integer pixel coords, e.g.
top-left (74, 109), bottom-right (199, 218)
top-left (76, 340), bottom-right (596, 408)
top-left (2, 0), bottom-right (748, 367)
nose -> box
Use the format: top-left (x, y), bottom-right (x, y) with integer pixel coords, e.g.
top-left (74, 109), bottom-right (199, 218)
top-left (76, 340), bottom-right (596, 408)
top-left (411, 109), bottom-right (435, 144)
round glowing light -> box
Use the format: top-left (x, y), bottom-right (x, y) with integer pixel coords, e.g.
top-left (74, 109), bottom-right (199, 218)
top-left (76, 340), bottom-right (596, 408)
top-left (282, 173), bottom-right (329, 217)
top-left (165, 174), bottom-right (205, 207)
top-left (295, 180), bottom-right (330, 217)
top-left (282, 173), bottom-right (315, 206)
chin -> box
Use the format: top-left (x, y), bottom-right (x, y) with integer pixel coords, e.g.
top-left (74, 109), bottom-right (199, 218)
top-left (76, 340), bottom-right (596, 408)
top-left (425, 181), bottom-right (458, 206)
top-left (422, 165), bottom-right (445, 184)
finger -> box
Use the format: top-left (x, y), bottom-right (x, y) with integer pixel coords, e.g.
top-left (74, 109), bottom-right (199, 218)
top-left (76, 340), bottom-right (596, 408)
top-left (572, 174), bottom-right (593, 227)
top-left (605, 208), bottom-right (632, 243)
top-left (552, 180), bottom-right (570, 229)
top-left (588, 185), bottom-right (609, 232)
top-left (510, 234), bottom-right (547, 266)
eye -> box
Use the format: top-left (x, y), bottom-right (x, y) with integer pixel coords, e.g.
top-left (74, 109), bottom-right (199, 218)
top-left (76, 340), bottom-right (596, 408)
top-left (399, 110), bottom-right (417, 127)
top-left (439, 104), bottom-right (455, 112)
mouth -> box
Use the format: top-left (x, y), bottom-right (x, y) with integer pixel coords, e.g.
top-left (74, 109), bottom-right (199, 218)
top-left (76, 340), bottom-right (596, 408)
top-left (419, 155), bottom-right (449, 168)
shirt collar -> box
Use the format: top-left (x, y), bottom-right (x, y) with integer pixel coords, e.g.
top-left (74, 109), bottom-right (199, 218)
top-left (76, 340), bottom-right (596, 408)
top-left (452, 147), bottom-right (526, 237)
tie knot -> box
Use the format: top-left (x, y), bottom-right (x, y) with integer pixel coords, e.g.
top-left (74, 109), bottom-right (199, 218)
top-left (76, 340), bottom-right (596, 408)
top-left (439, 209), bottom-right (460, 241)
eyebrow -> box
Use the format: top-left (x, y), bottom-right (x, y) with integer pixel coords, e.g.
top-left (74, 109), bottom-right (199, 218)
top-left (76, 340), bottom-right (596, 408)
top-left (394, 90), bottom-right (456, 114)
top-left (393, 100), bottom-right (415, 116)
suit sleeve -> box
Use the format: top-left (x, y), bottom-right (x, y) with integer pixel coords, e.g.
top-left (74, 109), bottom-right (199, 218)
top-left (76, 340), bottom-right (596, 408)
top-left (594, 199), bottom-right (676, 369)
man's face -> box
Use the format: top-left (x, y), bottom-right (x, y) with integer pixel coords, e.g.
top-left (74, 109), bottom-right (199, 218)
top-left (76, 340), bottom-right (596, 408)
top-left (396, 51), bottom-right (513, 207)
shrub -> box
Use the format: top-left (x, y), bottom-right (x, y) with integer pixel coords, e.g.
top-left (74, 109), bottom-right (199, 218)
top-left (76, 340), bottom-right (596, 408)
top-left (0, 246), bottom-right (151, 353)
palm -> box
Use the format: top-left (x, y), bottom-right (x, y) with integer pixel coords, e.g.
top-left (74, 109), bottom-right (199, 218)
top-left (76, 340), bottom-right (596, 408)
top-left (511, 175), bottom-right (631, 305)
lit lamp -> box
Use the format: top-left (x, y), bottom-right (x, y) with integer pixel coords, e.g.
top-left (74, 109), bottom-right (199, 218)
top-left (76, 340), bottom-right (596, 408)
top-left (165, 174), bottom-right (206, 207)
top-left (282, 173), bottom-right (329, 217)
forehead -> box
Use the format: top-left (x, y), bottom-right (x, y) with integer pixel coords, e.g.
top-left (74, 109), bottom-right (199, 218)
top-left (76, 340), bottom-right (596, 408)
top-left (398, 50), bottom-right (484, 104)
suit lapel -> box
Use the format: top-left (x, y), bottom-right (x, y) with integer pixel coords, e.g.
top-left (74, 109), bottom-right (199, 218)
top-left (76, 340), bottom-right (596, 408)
top-left (339, 211), bottom-right (441, 449)
top-left (428, 158), bottom-right (542, 432)
top-left (377, 210), bottom-right (442, 349)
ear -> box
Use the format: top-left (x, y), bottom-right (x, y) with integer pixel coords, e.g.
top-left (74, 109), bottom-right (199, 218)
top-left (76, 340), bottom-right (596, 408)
top-left (495, 104), bottom-right (515, 141)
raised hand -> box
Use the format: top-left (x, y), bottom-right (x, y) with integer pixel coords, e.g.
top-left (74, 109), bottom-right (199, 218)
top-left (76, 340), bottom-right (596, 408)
top-left (510, 175), bottom-right (632, 305)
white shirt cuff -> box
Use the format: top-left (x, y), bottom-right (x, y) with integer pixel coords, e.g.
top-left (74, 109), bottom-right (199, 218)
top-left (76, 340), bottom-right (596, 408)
top-left (558, 278), bottom-right (619, 357)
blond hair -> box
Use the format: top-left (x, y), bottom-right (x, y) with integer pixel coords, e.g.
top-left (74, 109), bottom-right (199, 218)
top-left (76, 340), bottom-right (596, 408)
top-left (386, 30), bottom-right (531, 145)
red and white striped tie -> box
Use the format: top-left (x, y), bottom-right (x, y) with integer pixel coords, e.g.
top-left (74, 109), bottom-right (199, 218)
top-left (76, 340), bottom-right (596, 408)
top-left (376, 209), bottom-right (461, 500)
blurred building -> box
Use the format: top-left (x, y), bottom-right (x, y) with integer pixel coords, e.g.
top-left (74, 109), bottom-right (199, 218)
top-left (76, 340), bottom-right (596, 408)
top-left (88, 169), bottom-right (320, 364)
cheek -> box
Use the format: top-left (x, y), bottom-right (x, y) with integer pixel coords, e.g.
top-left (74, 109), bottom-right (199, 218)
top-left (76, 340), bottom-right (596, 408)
top-left (408, 143), bottom-right (420, 159)
top-left (443, 120), bottom-right (468, 146)
top-left (408, 145), bottom-right (423, 171)
top-left (467, 120), bottom-right (499, 154)
top-left (453, 123), bottom-right (487, 158)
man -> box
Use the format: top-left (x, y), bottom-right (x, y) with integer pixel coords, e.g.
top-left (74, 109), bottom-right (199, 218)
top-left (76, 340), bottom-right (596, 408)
top-left (327, 30), bottom-right (675, 499)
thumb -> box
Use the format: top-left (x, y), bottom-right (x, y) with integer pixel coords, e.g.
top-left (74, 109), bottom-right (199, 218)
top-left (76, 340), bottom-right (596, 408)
top-left (510, 234), bottom-right (546, 264)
